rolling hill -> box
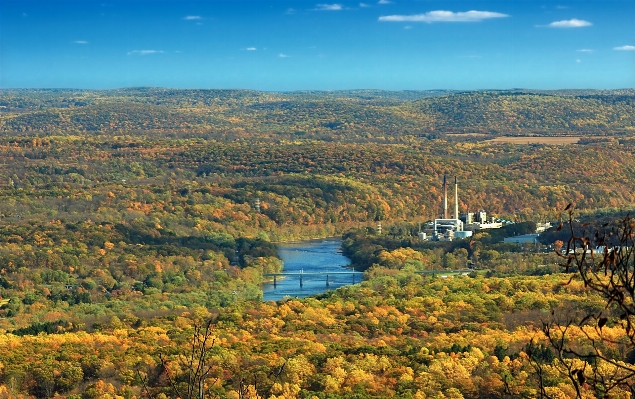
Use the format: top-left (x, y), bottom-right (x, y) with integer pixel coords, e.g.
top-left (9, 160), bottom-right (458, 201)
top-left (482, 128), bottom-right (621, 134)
top-left (1, 88), bottom-right (634, 138)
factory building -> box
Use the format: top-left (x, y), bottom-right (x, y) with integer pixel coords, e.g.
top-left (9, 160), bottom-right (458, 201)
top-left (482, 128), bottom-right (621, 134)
top-left (430, 174), bottom-right (470, 241)
top-left (426, 174), bottom-right (503, 241)
top-left (536, 222), bottom-right (552, 233)
top-left (460, 209), bottom-right (503, 231)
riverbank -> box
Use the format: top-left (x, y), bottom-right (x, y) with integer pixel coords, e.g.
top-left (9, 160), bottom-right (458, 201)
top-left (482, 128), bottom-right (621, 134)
top-left (272, 235), bottom-right (342, 244)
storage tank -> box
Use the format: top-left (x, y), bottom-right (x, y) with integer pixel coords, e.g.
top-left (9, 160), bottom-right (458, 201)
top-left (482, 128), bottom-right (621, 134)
top-left (454, 231), bottom-right (473, 239)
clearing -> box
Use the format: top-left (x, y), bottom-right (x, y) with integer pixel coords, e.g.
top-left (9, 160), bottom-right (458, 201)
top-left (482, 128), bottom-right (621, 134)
top-left (488, 136), bottom-right (582, 145)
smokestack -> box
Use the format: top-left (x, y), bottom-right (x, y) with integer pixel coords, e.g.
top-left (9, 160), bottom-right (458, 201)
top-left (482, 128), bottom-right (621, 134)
top-left (443, 173), bottom-right (448, 219)
top-left (454, 176), bottom-right (459, 220)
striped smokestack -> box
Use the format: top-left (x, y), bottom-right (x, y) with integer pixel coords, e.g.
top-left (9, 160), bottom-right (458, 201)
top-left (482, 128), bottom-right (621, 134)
top-left (454, 176), bottom-right (459, 220)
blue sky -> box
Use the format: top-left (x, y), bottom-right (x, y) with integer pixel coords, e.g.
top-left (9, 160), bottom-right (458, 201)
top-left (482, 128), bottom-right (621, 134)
top-left (1, 0), bottom-right (633, 90)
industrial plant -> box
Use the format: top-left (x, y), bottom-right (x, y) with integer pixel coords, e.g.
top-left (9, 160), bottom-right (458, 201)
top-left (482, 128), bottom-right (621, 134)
top-left (424, 174), bottom-right (503, 241)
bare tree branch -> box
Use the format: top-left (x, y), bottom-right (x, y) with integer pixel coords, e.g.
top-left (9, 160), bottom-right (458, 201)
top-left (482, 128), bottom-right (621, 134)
top-left (541, 207), bottom-right (635, 396)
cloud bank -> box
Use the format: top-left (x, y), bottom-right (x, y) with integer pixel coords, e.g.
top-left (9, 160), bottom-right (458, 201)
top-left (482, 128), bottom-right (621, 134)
top-left (379, 10), bottom-right (509, 23)
top-left (614, 45), bottom-right (635, 51)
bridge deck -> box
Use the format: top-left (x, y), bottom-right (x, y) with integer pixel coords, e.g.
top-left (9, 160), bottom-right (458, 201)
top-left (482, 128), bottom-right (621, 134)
top-left (263, 271), bottom-right (363, 277)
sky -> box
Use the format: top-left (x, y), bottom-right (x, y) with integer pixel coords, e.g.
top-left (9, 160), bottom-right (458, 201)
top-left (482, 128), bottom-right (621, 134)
top-left (0, 0), bottom-right (634, 90)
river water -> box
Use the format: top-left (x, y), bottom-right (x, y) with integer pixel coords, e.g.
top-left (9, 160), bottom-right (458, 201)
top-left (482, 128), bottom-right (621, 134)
top-left (262, 238), bottom-right (355, 301)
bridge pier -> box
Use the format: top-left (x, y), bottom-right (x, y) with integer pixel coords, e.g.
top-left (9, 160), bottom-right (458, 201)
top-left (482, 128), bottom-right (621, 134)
top-left (326, 274), bottom-right (329, 287)
top-left (273, 275), bottom-right (277, 288)
top-left (300, 275), bottom-right (303, 288)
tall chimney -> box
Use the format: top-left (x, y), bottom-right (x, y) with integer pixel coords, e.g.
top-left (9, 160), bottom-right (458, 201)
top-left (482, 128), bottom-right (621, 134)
top-left (454, 176), bottom-right (459, 220)
top-left (443, 173), bottom-right (448, 219)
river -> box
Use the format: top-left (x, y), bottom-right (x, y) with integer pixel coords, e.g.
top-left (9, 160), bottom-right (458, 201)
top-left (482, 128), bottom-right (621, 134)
top-left (262, 238), bottom-right (356, 301)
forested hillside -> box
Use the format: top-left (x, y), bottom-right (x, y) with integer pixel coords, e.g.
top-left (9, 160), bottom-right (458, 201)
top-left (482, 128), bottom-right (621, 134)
top-left (2, 137), bottom-right (635, 228)
top-left (1, 89), bottom-right (634, 138)
top-left (409, 91), bottom-right (635, 134)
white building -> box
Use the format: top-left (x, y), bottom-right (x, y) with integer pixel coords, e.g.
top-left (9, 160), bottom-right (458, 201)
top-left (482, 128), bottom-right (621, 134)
top-left (461, 209), bottom-right (503, 231)
top-left (536, 222), bottom-right (552, 233)
top-left (504, 234), bottom-right (539, 244)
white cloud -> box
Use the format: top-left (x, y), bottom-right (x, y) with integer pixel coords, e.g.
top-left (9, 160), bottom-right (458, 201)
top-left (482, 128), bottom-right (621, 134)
top-left (183, 15), bottom-right (201, 20)
top-left (378, 0), bottom-right (392, 4)
top-left (359, 3), bottom-right (371, 7)
top-left (72, 40), bottom-right (88, 44)
top-left (614, 45), bottom-right (635, 51)
top-left (246, 47), bottom-right (257, 51)
top-left (279, 53), bottom-right (290, 58)
top-left (286, 8), bottom-right (296, 14)
top-left (547, 19), bottom-right (592, 28)
top-left (379, 10), bottom-right (509, 23)
top-left (556, 5), bottom-right (569, 9)
top-left (576, 49), bottom-right (594, 53)
top-left (314, 4), bottom-right (343, 11)
top-left (576, 59), bottom-right (582, 63)
top-left (127, 50), bottom-right (164, 55)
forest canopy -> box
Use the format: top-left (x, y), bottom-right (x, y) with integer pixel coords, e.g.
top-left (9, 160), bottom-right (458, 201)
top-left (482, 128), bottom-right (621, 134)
top-left (0, 89), bottom-right (633, 398)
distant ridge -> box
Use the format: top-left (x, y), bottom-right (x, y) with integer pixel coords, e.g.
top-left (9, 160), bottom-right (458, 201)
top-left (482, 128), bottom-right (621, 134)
top-left (0, 88), bottom-right (633, 137)
top-left (280, 89), bottom-right (459, 101)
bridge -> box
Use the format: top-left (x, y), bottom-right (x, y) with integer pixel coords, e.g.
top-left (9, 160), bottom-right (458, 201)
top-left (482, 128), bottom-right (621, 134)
top-left (262, 269), bottom-right (471, 288)
top-left (263, 271), bottom-right (363, 288)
